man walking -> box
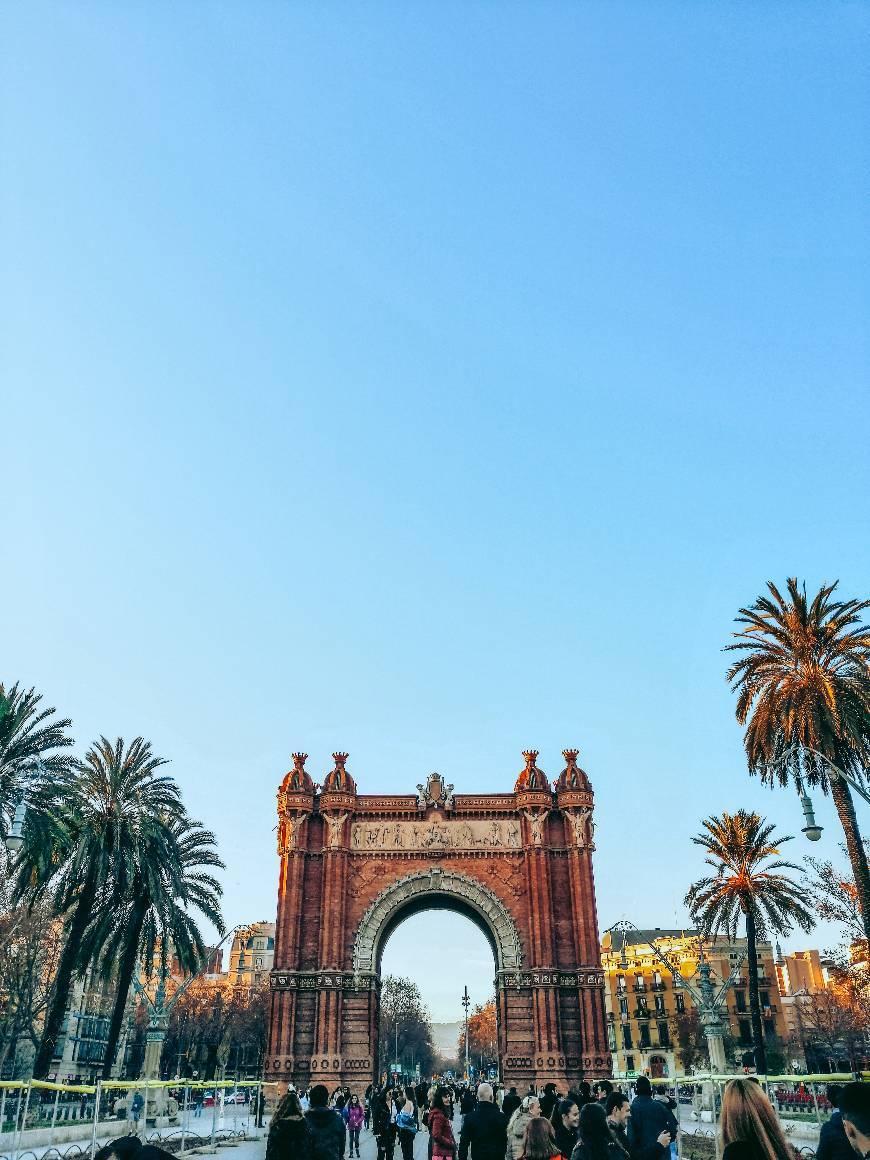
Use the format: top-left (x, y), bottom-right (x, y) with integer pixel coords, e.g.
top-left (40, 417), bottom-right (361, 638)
top-left (502, 1088), bottom-right (521, 1123)
top-left (629, 1078), bottom-right (677, 1156)
top-left (606, 1092), bottom-right (671, 1160)
top-left (458, 1083), bottom-right (507, 1160)
top-left (306, 1083), bottom-right (347, 1160)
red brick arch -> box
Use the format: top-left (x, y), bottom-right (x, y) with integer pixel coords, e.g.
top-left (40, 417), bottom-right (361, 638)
top-left (266, 751), bottom-right (611, 1091)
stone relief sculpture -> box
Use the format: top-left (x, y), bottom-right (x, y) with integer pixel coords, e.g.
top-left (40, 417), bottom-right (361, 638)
top-left (325, 811), bottom-right (350, 848)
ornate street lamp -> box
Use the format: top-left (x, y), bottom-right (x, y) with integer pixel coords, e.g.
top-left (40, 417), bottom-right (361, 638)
top-left (605, 920), bottom-right (744, 1074)
top-left (461, 985), bottom-right (471, 1080)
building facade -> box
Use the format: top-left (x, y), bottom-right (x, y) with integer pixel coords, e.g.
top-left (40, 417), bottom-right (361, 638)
top-left (229, 922), bottom-right (276, 988)
top-left (601, 929), bottom-right (789, 1078)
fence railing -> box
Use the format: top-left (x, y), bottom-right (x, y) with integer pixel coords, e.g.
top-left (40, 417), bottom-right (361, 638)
top-left (0, 1078), bottom-right (277, 1160)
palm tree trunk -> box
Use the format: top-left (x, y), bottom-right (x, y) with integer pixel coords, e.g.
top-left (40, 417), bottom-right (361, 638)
top-left (100, 903), bottom-right (147, 1079)
top-left (32, 875), bottom-right (98, 1079)
top-left (829, 776), bottom-right (870, 946)
top-left (744, 908), bottom-right (767, 1075)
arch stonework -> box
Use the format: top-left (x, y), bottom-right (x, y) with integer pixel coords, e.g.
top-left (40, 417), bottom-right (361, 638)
top-left (266, 754), bottom-right (611, 1091)
top-left (352, 868), bottom-right (524, 975)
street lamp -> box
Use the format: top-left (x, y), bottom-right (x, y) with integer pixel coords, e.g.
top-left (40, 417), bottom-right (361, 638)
top-left (461, 986), bottom-right (471, 1080)
top-left (4, 757), bottom-right (48, 854)
top-left (765, 744), bottom-right (870, 843)
top-left (605, 920), bottom-right (744, 1074)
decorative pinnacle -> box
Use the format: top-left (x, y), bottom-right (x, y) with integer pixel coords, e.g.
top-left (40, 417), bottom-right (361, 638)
top-left (562, 749), bottom-right (579, 764)
top-left (332, 752), bottom-right (349, 764)
top-left (522, 750), bottom-right (539, 763)
top-left (291, 752), bottom-right (308, 767)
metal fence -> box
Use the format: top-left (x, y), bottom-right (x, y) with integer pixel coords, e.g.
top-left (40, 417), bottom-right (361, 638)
top-left (651, 1072), bottom-right (867, 1160)
top-left (0, 1079), bottom-right (273, 1160)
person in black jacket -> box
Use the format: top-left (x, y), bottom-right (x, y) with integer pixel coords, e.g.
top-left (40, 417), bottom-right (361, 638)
top-left (817, 1087), bottom-right (856, 1160)
top-left (267, 1091), bottom-right (313, 1160)
top-left (605, 1093), bottom-right (670, 1160)
top-left (570, 1103), bottom-right (626, 1160)
top-left (552, 1098), bottom-right (580, 1160)
top-left (458, 1083), bottom-right (507, 1160)
top-left (539, 1086), bottom-right (559, 1123)
top-left (373, 1090), bottom-right (393, 1160)
top-left (628, 1079), bottom-right (677, 1156)
top-left (502, 1088), bottom-right (522, 1125)
top-left (306, 1084), bottom-right (347, 1160)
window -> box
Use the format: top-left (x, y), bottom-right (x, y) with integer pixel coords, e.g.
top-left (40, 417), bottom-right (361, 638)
top-left (675, 993), bottom-right (685, 1014)
top-left (735, 991), bottom-right (747, 1013)
top-left (634, 974), bottom-right (645, 992)
top-left (761, 991), bottom-right (770, 1007)
top-left (626, 1054), bottom-right (635, 1072)
top-left (637, 995), bottom-right (648, 1011)
top-left (617, 975), bottom-right (626, 994)
top-left (654, 996), bottom-right (666, 1015)
top-left (764, 1019), bottom-right (775, 1038)
top-left (739, 1021), bottom-right (752, 1046)
top-left (608, 1026), bottom-right (617, 1050)
top-left (620, 997), bottom-right (628, 1017)
top-left (640, 1025), bottom-right (651, 1049)
top-left (658, 1022), bottom-right (671, 1047)
top-left (623, 1026), bottom-right (633, 1050)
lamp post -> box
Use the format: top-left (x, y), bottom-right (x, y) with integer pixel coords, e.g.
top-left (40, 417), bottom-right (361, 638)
top-left (131, 923), bottom-right (244, 1123)
top-left (461, 986), bottom-right (471, 1080)
top-left (3, 757), bottom-right (49, 855)
top-left (605, 920), bottom-right (744, 1074)
top-left (764, 745), bottom-right (870, 843)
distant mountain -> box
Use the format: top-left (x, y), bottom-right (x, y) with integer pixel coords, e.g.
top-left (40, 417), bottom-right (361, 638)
top-left (431, 1021), bottom-right (462, 1055)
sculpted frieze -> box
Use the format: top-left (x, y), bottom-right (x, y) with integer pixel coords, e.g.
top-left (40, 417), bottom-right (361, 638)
top-left (350, 817), bottom-right (522, 852)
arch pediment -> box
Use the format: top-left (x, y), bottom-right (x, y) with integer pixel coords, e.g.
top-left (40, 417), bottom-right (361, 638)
top-left (352, 867), bottom-right (524, 975)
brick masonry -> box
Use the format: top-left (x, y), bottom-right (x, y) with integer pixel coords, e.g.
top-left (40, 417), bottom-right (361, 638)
top-left (266, 753), bottom-right (611, 1091)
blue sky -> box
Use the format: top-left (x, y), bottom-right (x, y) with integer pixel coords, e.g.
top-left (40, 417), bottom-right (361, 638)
top-left (2, 3), bottom-right (868, 1020)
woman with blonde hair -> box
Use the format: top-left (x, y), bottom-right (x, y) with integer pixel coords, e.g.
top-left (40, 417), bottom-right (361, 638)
top-left (720, 1079), bottom-right (796, 1160)
top-left (507, 1095), bottom-right (541, 1160)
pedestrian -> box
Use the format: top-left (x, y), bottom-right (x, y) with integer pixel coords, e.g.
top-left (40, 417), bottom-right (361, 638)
top-left (575, 1086), bottom-right (593, 1110)
top-left (520, 1118), bottom-right (561, 1160)
top-left (569, 1103), bottom-right (626, 1160)
top-left (374, 1090), bottom-right (394, 1160)
top-left (594, 1085), bottom-right (613, 1106)
top-left (460, 1087), bottom-right (477, 1133)
top-left (301, 1090), bottom-right (312, 1113)
top-left (552, 1100), bottom-right (580, 1160)
top-left (817, 1087), bottom-right (854, 1160)
top-left (605, 1093), bottom-right (669, 1160)
top-left (130, 1091), bottom-right (144, 1128)
top-left (720, 1079), bottom-right (795, 1160)
top-left (365, 1086), bottom-right (374, 1132)
top-left (503, 1090), bottom-right (522, 1124)
top-left (430, 1087), bottom-right (457, 1160)
top-left (267, 1091), bottom-right (313, 1160)
top-left (305, 1083), bottom-right (347, 1160)
top-left (507, 1096), bottom-right (541, 1160)
top-left (539, 1087), bottom-right (559, 1123)
top-left (347, 1096), bottom-right (364, 1159)
top-left (629, 1080), bottom-right (676, 1156)
top-left (459, 1084), bottom-right (507, 1160)
top-left (397, 1088), bottom-right (420, 1160)
top-left (839, 1083), bottom-right (870, 1159)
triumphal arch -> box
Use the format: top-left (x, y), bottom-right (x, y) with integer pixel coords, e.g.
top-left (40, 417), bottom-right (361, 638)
top-left (266, 749), bottom-right (611, 1091)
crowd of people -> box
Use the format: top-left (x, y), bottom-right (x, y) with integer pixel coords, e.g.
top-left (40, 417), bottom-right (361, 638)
top-left (264, 1075), bottom-right (870, 1160)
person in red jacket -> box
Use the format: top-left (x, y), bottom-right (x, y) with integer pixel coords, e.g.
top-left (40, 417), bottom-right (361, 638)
top-left (430, 1087), bottom-right (458, 1160)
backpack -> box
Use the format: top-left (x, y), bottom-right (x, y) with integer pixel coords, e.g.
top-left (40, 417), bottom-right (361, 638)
top-left (396, 1110), bottom-right (417, 1133)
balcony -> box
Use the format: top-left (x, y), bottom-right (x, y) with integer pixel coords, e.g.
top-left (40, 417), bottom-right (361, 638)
top-left (633, 983), bottom-right (647, 994)
top-left (651, 981), bottom-right (666, 992)
top-left (634, 1006), bottom-right (650, 1020)
top-left (606, 1013), bottom-right (615, 1023)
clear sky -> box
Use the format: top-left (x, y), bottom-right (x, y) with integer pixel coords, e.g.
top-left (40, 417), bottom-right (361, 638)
top-left (2, 3), bottom-right (868, 1021)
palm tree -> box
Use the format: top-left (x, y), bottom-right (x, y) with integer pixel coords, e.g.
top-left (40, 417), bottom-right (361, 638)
top-left (87, 813), bottom-right (225, 1078)
top-left (14, 736), bottom-right (182, 1079)
top-left (0, 683), bottom-right (73, 841)
top-left (684, 810), bottom-right (814, 1074)
top-left (726, 579), bottom-right (870, 945)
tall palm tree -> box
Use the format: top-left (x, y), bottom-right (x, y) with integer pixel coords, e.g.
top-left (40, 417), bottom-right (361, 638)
top-left (684, 810), bottom-right (814, 1074)
top-left (726, 579), bottom-right (870, 944)
top-left (87, 813), bottom-right (225, 1078)
top-left (14, 736), bottom-right (181, 1079)
top-left (0, 683), bottom-right (73, 841)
